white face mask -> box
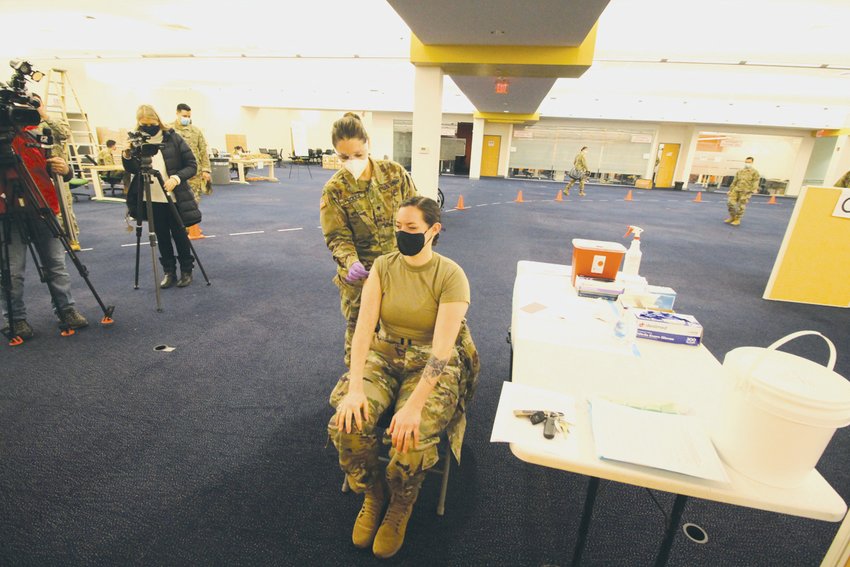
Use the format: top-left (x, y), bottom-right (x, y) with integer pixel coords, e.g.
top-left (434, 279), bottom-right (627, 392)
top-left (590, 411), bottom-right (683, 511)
top-left (343, 154), bottom-right (369, 180)
top-left (744, 163), bottom-right (752, 169)
top-left (179, 117), bottom-right (191, 126)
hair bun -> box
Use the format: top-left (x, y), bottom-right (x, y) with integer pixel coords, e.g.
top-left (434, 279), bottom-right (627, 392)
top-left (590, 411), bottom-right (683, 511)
top-left (343, 112), bottom-right (361, 122)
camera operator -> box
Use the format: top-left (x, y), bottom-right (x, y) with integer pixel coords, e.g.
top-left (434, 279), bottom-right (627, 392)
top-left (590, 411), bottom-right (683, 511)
top-left (30, 93), bottom-right (82, 251)
top-left (0, 126), bottom-right (89, 339)
top-left (122, 105), bottom-right (199, 289)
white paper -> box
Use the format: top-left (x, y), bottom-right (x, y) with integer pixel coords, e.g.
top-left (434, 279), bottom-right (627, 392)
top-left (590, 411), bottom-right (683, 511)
top-left (832, 188), bottom-right (850, 219)
top-left (589, 398), bottom-right (729, 484)
top-left (490, 382), bottom-right (578, 457)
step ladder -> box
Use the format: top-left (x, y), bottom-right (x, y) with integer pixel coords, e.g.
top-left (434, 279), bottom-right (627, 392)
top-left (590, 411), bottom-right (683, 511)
top-left (42, 69), bottom-right (99, 178)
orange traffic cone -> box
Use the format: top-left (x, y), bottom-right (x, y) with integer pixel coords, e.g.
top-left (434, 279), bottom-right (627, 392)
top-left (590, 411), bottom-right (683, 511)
top-left (693, 192), bottom-right (703, 203)
top-left (188, 224), bottom-right (206, 240)
top-left (624, 190), bottom-right (633, 201)
top-left (555, 191), bottom-right (563, 202)
top-left (515, 191), bottom-right (524, 203)
top-left (455, 195), bottom-right (467, 210)
top-left (767, 195), bottom-right (777, 205)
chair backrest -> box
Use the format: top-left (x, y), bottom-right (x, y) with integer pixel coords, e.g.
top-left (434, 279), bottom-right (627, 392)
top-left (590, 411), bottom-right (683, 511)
top-left (259, 147), bottom-right (268, 154)
top-left (268, 149), bottom-right (280, 158)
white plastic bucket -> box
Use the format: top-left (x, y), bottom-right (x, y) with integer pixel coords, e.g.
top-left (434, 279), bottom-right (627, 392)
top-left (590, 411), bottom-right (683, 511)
top-left (712, 331), bottom-right (850, 488)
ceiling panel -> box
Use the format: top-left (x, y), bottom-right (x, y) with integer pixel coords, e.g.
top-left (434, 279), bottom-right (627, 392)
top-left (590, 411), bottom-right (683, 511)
top-left (388, 0), bottom-right (609, 46)
top-left (451, 76), bottom-right (556, 114)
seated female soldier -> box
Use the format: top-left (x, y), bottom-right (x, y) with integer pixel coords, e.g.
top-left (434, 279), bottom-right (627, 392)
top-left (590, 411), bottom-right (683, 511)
top-left (328, 196), bottom-right (479, 559)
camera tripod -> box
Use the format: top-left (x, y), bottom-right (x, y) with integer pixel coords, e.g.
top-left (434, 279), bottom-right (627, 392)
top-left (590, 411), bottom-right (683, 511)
top-left (131, 156), bottom-right (210, 312)
top-left (0, 131), bottom-right (115, 346)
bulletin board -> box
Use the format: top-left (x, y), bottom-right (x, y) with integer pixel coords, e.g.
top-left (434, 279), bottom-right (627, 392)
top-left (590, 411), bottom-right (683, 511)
top-left (763, 186), bottom-right (850, 307)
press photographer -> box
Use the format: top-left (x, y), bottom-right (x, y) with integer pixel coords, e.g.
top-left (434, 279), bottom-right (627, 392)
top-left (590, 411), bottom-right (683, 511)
top-left (0, 63), bottom-right (89, 339)
top-left (122, 104), bottom-right (199, 289)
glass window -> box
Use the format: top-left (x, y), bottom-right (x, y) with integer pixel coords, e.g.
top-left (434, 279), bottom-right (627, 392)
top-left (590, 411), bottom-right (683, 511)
top-left (510, 124), bottom-right (654, 184)
top-left (689, 132), bottom-right (802, 195)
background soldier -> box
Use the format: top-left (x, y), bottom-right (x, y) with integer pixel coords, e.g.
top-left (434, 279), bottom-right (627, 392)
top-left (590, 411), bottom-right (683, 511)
top-left (96, 139), bottom-right (124, 188)
top-left (172, 103), bottom-right (211, 200)
top-left (563, 146), bottom-right (589, 197)
top-left (834, 170), bottom-right (850, 188)
top-left (725, 156), bottom-right (761, 226)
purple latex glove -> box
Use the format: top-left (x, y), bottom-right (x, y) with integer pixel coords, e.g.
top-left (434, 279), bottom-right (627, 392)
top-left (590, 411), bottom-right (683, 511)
top-left (345, 261), bottom-right (370, 283)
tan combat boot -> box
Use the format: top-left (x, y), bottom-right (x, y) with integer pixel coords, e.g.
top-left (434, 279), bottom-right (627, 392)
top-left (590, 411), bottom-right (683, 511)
top-left (352, 479), bottom-right (387, 548)
top-left (730, 217), bottom-right (741, 226)
top-left (372, 483), bottom-right (421, 559)
top-left (723, 217), bottom-right (733, 223)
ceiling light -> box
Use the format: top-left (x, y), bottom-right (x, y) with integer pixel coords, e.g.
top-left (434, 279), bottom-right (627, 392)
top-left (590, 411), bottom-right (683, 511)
top-left (738, 61), bottom-right (747, 65)
top-left (503, 110), bottom-right (509, 113)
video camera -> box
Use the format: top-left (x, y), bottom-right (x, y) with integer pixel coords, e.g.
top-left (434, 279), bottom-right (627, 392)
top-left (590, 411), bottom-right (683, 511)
top-left (126, 130), bottom-right (163, 159)
top-left (0, 60), bottom-right (43, 130)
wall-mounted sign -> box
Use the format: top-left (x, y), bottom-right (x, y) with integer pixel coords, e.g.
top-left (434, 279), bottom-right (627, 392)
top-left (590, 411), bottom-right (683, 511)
top-left (630, 133), bottom-right (652, 143)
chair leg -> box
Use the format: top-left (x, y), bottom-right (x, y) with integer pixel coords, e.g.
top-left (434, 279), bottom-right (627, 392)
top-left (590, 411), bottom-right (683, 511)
top-left (437, 450), bottom-right (451, 516)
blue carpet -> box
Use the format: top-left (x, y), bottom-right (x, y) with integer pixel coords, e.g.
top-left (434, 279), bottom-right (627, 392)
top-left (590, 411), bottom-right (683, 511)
top-left (2, 167), bottom-right (849, 566)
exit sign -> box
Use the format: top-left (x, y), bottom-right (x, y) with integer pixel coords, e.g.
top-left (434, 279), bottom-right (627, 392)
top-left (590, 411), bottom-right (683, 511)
top-left (495, 79), bottom-right (509, 94)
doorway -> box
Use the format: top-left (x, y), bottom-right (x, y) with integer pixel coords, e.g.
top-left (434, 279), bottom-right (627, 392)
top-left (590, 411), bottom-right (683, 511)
top-left (655, 143), bottom-right (680, 188)
top-left (481, 135), bottom-right (501, 177)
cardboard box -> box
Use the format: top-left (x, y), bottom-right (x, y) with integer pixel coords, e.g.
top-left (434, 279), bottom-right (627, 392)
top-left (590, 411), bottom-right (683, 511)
top-left (632, 309), bottom-right (702, 346)
top-left (645, 285), bottom-right (676, 311)
top-left (571, 239), bottom-right (626, 286)
top-left (635, 178), bottom-right (653, 189)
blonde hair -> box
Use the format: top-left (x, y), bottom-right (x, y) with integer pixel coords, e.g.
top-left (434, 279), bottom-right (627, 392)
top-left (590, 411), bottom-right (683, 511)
top-left (331, 112), bottom-right (369, 147)
top-left (135, 104), bottom-right (172, 131)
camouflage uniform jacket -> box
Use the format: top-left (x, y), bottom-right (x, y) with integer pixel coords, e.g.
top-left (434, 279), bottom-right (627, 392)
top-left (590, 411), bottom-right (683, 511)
top-left (172, 121), bottom-right (211, 173)
top-left (36, 117), bottom-right (70, 159)
top-left (97, 148), bottom-right (119, 168)
top-left (835, 171), bottom-right (850, 188)
top-left (320, 159), bottom-right (417, 288)
top-left (574, 152), bottom-right (588, 172)
top-left (730, 167), bottom-right (761, 193)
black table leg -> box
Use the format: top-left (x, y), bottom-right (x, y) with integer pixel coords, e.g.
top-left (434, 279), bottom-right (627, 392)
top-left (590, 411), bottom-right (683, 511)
top-left (571, 476), bottom-right (600, 566)
top-left (654, 494), bottom-right (688, 567)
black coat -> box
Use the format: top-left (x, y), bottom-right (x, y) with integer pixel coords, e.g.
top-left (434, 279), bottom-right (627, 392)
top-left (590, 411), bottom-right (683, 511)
top-left (123, 129), bottom-right (201, 227)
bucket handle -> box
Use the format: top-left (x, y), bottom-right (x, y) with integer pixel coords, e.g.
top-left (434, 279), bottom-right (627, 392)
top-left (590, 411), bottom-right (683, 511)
top-left (737, 331), bottom-right (837, 394)
top-left (766, 330), bottom-right (836, 371)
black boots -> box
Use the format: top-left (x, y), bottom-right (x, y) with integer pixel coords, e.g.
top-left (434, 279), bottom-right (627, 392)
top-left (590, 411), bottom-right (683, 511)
top-left (176, 271), bottom-right (193, 288)
top-left (160, 272), bottom-right (176, 289)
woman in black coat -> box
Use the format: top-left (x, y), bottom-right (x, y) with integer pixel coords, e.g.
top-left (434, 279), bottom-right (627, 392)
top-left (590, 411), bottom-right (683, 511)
top-left (123, 105), bottom-right (201, 288)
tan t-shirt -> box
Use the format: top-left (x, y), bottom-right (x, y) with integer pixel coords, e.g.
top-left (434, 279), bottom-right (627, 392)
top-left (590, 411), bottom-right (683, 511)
top-left (373, 251), bottom-right (470, 342)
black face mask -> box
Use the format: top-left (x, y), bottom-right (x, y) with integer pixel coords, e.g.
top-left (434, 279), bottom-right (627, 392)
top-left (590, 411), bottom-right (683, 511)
top-left (139, 124), bottom-right (160, 136)
top-left (396, 230), bottom-right (431, 256)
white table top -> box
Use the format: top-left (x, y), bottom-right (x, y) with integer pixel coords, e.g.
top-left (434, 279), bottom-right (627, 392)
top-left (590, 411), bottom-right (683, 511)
top-left (504, 260), bottom-right (847, 522)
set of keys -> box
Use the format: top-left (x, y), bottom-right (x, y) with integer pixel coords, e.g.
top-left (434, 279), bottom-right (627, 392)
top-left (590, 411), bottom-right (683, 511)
top-left (513, 409), bottom-right (570, 439)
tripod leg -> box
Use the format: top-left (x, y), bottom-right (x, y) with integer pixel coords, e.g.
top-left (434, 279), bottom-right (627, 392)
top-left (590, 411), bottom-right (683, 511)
top-left (141, 174), bottom-right (163, 312)
top-left (0, 215), bottom-right (23, 346)
top-left (163, 191), bottom-right (211, 286)
top-left (134, 218), bottom-right (142, 289)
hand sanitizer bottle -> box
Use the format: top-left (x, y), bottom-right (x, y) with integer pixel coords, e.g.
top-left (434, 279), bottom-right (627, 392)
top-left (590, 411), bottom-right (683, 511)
top-left (623, 226), bottom-right (644, 276)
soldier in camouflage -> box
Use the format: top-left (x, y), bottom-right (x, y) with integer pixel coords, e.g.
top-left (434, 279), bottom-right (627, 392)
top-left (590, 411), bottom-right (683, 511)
top-left (725, 156), bottom-right (761, 226)
top-left (320, 113), bottom-right (417, 367)
top-left (328, 197), bottom-right (480, 559)
top-left (172, 103), bottom-right (211, 202)
top-left (563, 146), bottom-right (589, 197)
top-left (834, 170), bottom-right (850, 188)
top-left (32, 94), bottom-right (81, 250)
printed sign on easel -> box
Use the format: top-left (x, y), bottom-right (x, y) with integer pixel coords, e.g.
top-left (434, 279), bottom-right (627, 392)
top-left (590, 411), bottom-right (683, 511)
top-left (832, 189), bottom-right (850, 219)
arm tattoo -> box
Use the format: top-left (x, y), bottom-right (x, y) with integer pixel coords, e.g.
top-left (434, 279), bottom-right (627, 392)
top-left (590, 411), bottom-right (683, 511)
top-left (422, 355), bottom-right (449, 387)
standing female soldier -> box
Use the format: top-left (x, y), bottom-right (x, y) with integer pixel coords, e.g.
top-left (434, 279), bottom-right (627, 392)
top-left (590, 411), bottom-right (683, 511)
top-left (320, 113), bottom-right (418, 366)
top-left (328, 197), bottom-right (479, 559)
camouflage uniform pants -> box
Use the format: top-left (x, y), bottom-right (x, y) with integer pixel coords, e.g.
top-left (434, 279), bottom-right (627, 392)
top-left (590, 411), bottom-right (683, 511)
top-left (564, 176), bottom-right (586, 195)
top-left (328, 333), bottom-right (461, 495)
top-left (187, 175), bottom-right (209, 203)
top-left (727, 188), bottom-right (754, 220)
top-left (338, 281), bottom-right (363, 367)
